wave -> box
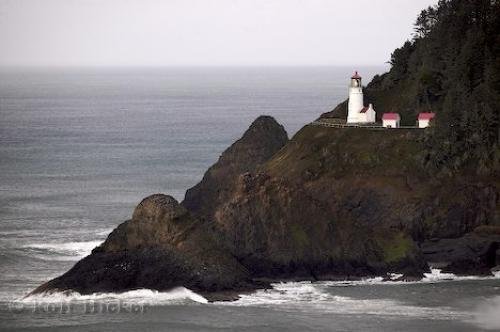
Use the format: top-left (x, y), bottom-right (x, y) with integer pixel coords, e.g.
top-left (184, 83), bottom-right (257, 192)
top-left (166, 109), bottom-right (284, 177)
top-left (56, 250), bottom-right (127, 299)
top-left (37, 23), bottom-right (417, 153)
top-left (219, 269), bottom-right (500, 319)
top-left (317, 269), bottom-right (500, 287)
top-left (21, 240), bottom-right (102, 261)
top-left (19, 288), bottom-right (208, 305)
top-left (219, 281), bottom-right (465, 319)
top-left (422, 268), bottom-right (500, 282)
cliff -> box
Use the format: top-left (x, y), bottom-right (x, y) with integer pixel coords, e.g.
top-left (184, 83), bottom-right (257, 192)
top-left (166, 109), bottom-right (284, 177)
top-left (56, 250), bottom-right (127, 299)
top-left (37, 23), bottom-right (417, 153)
top-left (183, 115), bottom-right (288, 221)
top-left (32, 116), bottom-right (500, 299)
top-left (32, 116), bottom-right (289, 299)
top-left (32, 194), bottom-right (254, 298)
top-left (211, 124), bottom-right (499, 278)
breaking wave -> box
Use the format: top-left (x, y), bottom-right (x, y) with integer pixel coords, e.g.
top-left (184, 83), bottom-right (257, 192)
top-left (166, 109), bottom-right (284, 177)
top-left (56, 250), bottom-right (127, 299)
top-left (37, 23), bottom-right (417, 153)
top-left (219, 281), bottom-right (465, 319)
top-left (21, 240), bottom-right (102, 261)
top-left (219, 269), bottom-right (500, 320)
top-left (318, 268), bottom-right (500, 287)
top-left (19, 288), bottom-right (208, 305)
top-left (422, 268), bottom-right (500, 282)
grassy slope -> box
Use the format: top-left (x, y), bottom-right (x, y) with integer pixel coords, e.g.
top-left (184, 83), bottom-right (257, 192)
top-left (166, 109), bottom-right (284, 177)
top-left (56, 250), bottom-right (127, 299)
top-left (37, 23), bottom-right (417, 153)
top-left (266, 125), bottom-right (425, 181)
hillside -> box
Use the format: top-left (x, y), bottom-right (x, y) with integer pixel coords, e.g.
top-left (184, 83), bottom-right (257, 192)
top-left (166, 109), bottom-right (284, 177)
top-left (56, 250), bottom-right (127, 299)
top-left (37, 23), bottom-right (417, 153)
top-left (322, 0), bottom-right (500, 175)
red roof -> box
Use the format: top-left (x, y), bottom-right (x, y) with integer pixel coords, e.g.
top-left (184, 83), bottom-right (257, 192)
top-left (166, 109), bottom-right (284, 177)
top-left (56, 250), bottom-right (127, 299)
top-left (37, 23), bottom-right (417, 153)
top-left (351, 71), bottom-right (361, 79)
top-left (382, 113), bottom-right (400, 120)
top-left (418, 112), bottom-right (436, 120)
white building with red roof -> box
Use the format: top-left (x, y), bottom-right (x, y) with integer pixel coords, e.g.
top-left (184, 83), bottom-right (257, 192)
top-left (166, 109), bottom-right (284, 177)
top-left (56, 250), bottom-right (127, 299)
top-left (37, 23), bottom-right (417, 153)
top-left (347, 71), bottom-right (376, 124)
top-left (382, 113), bottom-right (401, 128)
top-left (418, 112), bottom-right (436, 128)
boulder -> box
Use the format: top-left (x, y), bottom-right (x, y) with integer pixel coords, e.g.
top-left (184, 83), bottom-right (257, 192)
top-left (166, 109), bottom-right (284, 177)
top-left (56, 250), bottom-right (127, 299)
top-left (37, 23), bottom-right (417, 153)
top-left (32, 194), bottom-right (253, 298)
top-left (422, 233), bottom-right (500, 275)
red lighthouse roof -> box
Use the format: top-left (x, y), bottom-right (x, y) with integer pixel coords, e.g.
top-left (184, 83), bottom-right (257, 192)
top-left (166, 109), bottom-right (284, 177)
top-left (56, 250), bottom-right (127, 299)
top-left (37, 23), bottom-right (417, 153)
top-left (351, 71), bottom-right (361, 79)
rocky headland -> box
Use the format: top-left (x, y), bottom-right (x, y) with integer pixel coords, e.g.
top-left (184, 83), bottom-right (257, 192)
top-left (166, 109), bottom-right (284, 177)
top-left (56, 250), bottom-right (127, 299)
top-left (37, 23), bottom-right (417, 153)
top-left (32, 114), bottom-right (500, 300)
top-left (31, 0), bottom-right (500, 300)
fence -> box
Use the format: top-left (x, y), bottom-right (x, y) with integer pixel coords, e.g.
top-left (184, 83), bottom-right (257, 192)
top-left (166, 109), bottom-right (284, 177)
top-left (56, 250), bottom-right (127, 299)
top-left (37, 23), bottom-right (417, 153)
top-left (310, 121), bottom-right (422, 130)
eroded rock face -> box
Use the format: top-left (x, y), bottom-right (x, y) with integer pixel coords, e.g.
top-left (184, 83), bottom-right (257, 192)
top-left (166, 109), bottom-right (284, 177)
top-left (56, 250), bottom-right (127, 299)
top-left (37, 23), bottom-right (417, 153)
top-left (32, 194), bottom-right (252, 297)
top-left (422, 232), bottom-right (500, 275)
top-left (132, 194), bottom-right (187, 221)
top-left (213, 171), bottom-right (426, 279)
top-left (182, 115), bottom-right (288, 221)
top-left (420, 185), bottom-right (499, 239)
top-left (32, 116), bottom-right (291, 298)
top-left (102, 194), bottom-right (193, 252)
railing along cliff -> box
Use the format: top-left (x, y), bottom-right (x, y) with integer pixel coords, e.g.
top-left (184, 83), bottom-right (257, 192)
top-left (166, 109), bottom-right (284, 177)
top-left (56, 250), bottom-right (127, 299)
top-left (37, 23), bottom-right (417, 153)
top-left (310, 121), bottom-right (421, 130)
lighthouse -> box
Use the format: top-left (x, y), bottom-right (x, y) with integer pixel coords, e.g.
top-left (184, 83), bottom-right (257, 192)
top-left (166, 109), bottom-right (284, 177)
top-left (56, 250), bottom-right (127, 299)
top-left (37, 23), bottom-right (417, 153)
top-left (347, 71), bottom-right (363, 123)
top-left (347, 71), bottom-right (376, 124)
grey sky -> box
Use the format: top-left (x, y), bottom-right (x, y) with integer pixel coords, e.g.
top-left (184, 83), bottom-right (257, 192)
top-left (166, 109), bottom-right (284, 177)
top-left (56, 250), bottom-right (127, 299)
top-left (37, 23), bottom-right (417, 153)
top-left (0, 0), bottom-right (437, 67)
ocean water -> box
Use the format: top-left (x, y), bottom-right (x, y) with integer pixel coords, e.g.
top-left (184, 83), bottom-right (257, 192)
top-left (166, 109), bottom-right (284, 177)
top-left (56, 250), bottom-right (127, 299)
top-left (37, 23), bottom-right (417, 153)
top-left (0, 67), bottom-right (499, 331)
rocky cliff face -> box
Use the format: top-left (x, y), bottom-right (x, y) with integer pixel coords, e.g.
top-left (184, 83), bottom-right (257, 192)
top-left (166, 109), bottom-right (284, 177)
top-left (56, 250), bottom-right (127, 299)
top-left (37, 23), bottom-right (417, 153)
top-left (32, 116), bottom-right (289, 298)
top-left (32, 194), bottom-right (253, 297)
top-left (32, 116), bottom-right (500, 299)
top-left (183, 115), bottom-right (288, 221)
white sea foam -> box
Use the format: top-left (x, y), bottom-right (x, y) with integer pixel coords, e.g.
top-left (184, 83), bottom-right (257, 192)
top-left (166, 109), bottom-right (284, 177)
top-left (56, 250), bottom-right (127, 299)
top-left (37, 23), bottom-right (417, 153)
top-left (220, 281), bottom-right (464, 319)
top-left (220, 270), bottom-right (500, 320)
top-left (388, 273), bottom-right (404, 280)
top-left (422, 268), bottom-right (456, 281)
top-left (320, 268), bottom-right (500, 287)
top-left (423, 268), bottom-right (500, 282)
top-left (19, 288), bottom-right (208, 305)
top-left (22, 240), bottom-right (102, 261)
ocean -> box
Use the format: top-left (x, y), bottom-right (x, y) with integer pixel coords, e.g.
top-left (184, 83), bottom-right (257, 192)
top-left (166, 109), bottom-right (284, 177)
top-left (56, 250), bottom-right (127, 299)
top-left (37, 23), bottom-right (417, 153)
top-left (0, 67), bottom-right (499, 331)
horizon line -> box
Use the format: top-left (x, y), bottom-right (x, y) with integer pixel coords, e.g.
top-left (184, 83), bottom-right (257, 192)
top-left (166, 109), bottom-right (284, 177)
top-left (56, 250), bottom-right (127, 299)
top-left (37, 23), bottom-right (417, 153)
top-left (0, 64), bottom-right (390, 70)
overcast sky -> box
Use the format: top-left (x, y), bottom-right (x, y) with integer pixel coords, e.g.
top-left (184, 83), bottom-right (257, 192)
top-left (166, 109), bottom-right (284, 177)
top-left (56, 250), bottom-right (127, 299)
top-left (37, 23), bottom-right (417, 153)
top-left (0, 0), bottom-right (437, 67)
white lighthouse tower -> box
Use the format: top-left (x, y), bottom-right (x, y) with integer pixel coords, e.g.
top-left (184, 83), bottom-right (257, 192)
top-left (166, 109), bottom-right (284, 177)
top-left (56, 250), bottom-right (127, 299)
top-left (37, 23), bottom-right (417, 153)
top-left (346, 71), bottom-right (376, 123)
top-left (347, 71), bottom-right (364, 123)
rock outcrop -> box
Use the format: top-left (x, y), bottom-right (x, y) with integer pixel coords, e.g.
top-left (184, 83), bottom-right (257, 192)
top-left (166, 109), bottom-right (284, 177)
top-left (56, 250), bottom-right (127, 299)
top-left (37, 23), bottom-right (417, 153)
top-left (183, 115), bottom-right (288, 221)
top-left (32, 116), bottom-right (500, 299)
top-left (422, 228), bottom-right (500, 275)
top-left (32, 116), bottom-right (289, 299)
top-left (32, 194), bottom-right (254, 298)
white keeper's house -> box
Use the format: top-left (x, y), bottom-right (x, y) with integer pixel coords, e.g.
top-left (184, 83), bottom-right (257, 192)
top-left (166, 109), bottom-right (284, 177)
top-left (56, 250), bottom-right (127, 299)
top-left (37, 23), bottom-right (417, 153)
top-left (382, 113), bottom-right (401, 128)
top-left (347, 71), bottom-right (376, 124)
top-left (418, 113), bottom-right (436, 128)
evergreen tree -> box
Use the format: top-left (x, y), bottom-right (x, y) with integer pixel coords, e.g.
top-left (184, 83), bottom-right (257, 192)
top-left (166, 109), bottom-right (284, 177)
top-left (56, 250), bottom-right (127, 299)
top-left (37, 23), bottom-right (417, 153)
top-left (368, 0), bottom-right (500, 175)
